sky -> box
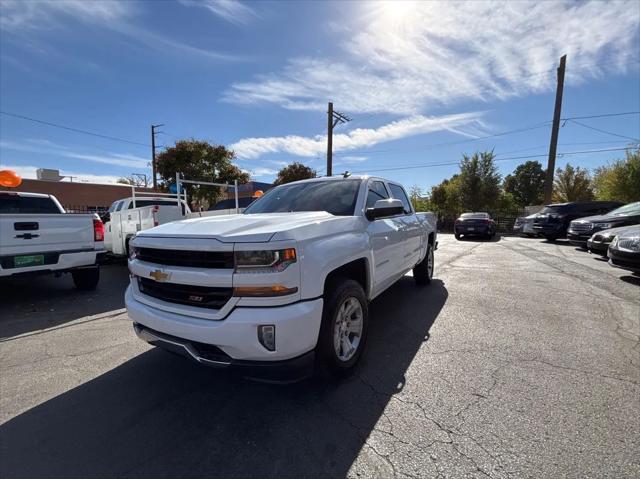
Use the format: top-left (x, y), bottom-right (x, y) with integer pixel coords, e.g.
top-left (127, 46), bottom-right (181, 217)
top-left (0, 0), bottom-right (639, 192)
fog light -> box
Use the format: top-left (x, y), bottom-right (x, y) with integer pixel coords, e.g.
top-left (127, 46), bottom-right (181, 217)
top-left (258, 325), bottom-right (276, 351)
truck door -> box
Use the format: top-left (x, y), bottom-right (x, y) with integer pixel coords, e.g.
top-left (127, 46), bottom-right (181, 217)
top-left (365, 180), bottom-right (406, 296)
top-left (388, 183), bottom-right (422, 269)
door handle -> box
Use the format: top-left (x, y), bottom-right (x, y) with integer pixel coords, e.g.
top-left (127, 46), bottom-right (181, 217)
top-left (15, 233), bottom-right (39, 239)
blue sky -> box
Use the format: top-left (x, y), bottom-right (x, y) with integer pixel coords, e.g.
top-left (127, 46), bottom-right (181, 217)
top-left (1, 0), bottom-right (639, 192)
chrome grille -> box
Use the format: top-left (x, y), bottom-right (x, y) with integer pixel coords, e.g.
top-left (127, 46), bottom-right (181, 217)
top-left (618, 238), bottom-right (640, 251)
top-left (570, 222), bottom-right (593, 233)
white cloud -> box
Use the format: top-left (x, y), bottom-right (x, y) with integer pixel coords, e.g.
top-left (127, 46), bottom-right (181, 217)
top-left (0, 140), bottom-right (149, 169)
top-left (2, 164), bottom-right (125, 185)
top-left (0, 0), bottom-right (243, 62)
top-left (229, 111), bottom-right (484, 159)
top-left (223, 1), bottom-right (640, 114)
top-left (243, 167), bottom-right (278, 177)
top-left (178, 0), bottom-right (258, 25)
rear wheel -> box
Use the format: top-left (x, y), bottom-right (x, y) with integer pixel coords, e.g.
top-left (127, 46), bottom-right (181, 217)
top-left (454, 233), bottom-right (461, 240)
top-left (413, 243), bottom-right (434, 285)
top-left (317, 279), bottom-right (368, 377)
top-left (544, 235), bottom-right (558, 242)
top-left (72, 267), bottom-right (100, 290)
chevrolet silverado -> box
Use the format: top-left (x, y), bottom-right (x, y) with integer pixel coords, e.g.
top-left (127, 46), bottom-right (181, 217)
top-left (126, 176), bottom-right (437, 381)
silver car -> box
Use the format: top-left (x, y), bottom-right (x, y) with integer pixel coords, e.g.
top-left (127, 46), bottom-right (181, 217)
top-left (513, 213), bottom-right (537, 237)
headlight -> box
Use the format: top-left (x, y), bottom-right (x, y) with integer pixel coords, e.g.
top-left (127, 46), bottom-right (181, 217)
top-left (594, 222), bottom-right (613, 229)
top-left (129, 246), bottom-right (138, 260)
top-left (235, 248), bottom-right (297, 273)
top-left (610, 236), bottom-right (619, 248)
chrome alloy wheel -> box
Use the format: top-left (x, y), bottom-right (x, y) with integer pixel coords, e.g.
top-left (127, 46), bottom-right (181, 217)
top-left (427, 247), bottom-right (434, 279)
top-left (333, 296), bottom-right (364, 362)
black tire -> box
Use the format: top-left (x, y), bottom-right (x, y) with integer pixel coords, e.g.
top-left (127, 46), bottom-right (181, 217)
top-left (72, 267), bottom-right (100, 291)
top-left (317, 278), bottom-right (368, 377)
top-left (454, 233), bottom-right (461, 240)
top-left (544, 235), bottom-right (558, 242)
top-left (413, 243), bottom-right (434, 285)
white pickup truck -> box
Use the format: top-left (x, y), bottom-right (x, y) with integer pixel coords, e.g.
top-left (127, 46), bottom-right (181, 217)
top-left (0, 191), bottom-right (105, 289)
top-left (126, 176), bottom-right (437, 381)
top-left (104, 196), bottom-right (190, 256)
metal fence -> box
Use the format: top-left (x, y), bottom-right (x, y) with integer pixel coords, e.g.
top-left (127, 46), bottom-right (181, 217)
top-left (62, 205), bottom-right (109, 214)
top-left (436, 209), bottom-right (526, 234)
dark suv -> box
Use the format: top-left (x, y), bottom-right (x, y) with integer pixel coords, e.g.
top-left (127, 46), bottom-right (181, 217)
top-left (533, 201), bottom-right (623, 242)
top-left (567, 202), bottom-right (640, 247)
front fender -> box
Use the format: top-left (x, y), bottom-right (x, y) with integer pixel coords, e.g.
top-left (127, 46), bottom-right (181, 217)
top-left (298, 232), bottom-right (372, 299)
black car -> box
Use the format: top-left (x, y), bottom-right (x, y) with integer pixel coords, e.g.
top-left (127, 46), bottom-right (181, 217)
top-left (568, 202), bottom-right (640, 247)
top-left (608, 226), bottom-right (640, 274)
top-left (454, 212), bottom-right (496, 240)
top-left (587, 225), bottom-right (639, 255)
top-left (532, 201), bottom-right (624, 242)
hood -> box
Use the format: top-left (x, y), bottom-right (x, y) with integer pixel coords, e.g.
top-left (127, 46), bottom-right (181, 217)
top-left (571, 213), bottom-right (639, 224)
top-left (598, 224), bottom-right (640, 237)
top-left (137, 211), bottom-right (338, 243)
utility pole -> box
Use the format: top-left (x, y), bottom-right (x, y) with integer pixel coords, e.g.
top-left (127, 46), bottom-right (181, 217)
top-left (544, 55), bottom-right (567, 204)
top-left (326, 102), bottom-right (350, 176)
top-left (151, 123), bottom-right (164, 189)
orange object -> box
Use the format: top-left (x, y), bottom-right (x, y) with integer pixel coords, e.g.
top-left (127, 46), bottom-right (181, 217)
top-left (253, 190), bottom-right (264, 198)
top-left (0, 170), bottom-right (22, 188)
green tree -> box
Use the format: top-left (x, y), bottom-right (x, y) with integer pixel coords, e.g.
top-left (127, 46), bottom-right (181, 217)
top-left (428, 175), bottom-right (462, 217)
top-left (503, 160), bottom-right (546, 206)
top-left (273, 162), bottom-right (317, 186)
top-left (458, 151), bottom-right (502, 211)
top-left (409, 185), bottom-right (429, 211)
top-left (592, 148), bottom-right (640, 202)
top-left (155, 139), bottom-right (249, 203)
top-left (552, 163), bottom-right (594, 202)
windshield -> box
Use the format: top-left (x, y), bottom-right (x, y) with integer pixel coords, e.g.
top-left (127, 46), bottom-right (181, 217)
top-left (608, 202), bottom-right (640, 216)
top-left (539, 205), bottom-right (566, 215)
top-left (243, 180), bottom-right (362, 216)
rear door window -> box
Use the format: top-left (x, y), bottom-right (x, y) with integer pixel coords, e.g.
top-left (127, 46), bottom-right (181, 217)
top-left (388, 184), bottom-right (412, 214)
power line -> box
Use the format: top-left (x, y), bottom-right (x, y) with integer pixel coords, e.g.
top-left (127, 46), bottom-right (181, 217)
top-left (566, 119), bottom-right (640, 142)
top-left (0, 110), bottom-right (151, 147)
top-left (562, 111), bottom-right (640, 121)
top-left (349, 146), bottom-right (636, 175)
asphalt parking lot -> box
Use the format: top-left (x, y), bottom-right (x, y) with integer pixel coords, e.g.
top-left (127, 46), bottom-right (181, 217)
top-left (1, 235), bottom-right (638, 478)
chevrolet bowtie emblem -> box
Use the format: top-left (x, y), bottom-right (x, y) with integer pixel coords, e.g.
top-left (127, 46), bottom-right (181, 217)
top-left (149, 269), bottom-right (170, 282)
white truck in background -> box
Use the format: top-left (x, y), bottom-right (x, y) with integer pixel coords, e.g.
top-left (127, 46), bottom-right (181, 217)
top-left (103, 190), bottom-right (190, 257)
top-left (0, 191), bottom-right (105, 290)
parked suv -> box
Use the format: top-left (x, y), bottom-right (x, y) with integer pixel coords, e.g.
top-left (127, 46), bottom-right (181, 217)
top-left (568, 202), bottom-right (640, 247)
top-left (532, 201), bottom-right (623, 242)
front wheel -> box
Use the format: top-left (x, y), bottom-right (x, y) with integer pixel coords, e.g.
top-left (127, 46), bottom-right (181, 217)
top-left (454, 233), bottom-right (461, 240)
top-left (413, 243), bottom-right (434, 285)
top-left (317, 279), bottom-right (369, 377)
top-left (72, 267), bottom-right (100, 290)
top-left (544, 235), bottom-right (558, 242)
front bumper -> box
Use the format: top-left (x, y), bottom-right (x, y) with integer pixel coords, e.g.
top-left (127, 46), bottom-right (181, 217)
top-left (134, 323), bottom-right (315, 383)
top-left (587, 238), bottom-right (612, 255)
top-left (608, 248), bottom-right (640, 273)
top-left (567, 232), bottom-right (592, 246)
top-left (533, 224), bottom-right (566, 237)
top-left (126, 285), bottom-right (323, 363)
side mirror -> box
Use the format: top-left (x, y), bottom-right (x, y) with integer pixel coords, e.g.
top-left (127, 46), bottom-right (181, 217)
top-left (366, 198), bottom-right (404, 221)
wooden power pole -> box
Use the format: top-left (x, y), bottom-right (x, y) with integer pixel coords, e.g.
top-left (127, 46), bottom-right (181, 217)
top-left (544, 55), bottom-right (567, 204)
top-left (150, 123), bottom-right (164, 189)
top-left (326, 102), bottom-right (350, 177)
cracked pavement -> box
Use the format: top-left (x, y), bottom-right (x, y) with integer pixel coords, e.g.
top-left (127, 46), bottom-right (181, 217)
top-left (1, 235), bottom-right (638, 478)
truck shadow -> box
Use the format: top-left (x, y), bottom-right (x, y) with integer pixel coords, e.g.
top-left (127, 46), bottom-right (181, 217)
top-left (0, 277), bottom-right (447, 479)
top-left (0, 264), bottom-right (129, 339)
